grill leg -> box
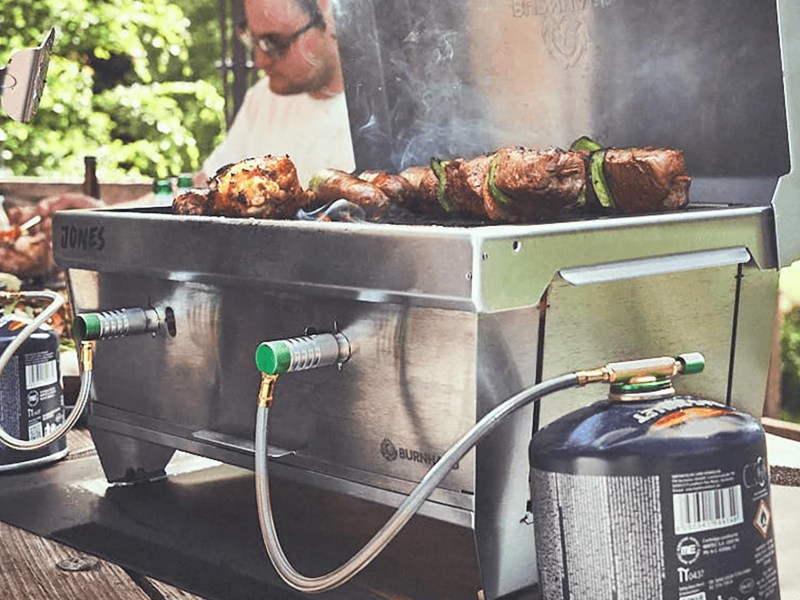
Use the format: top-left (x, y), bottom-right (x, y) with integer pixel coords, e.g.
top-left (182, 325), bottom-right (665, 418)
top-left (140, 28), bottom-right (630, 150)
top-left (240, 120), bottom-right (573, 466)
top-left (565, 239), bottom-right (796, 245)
top-left (91, 428), bottom-right (176, 484)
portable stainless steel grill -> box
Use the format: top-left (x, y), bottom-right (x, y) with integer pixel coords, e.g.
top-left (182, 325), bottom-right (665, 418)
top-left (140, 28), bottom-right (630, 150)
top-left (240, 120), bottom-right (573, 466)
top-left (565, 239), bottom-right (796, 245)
top-left (53, 1), bottom-right (800, 598)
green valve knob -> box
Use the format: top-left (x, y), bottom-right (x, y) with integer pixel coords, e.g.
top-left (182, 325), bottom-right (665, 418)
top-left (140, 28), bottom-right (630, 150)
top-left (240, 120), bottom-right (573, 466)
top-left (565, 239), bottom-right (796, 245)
top-left (678, 352), bottom-right (705, 375)
top-left (74, 313), bottom-right (101, 342)
top-left (255, 341), bottom-right (292, 375)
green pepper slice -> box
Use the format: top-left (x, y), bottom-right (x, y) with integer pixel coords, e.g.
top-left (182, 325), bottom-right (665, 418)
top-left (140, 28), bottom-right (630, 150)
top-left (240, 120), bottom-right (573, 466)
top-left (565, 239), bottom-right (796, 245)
top-left (431, 158), bottom-right (452, 212)
top-left (590, 150), bottom-right (615, 209)
top-left (570, 136), bottom-right (603, 152)
top-left (487, 155), bottom-right (512, 205)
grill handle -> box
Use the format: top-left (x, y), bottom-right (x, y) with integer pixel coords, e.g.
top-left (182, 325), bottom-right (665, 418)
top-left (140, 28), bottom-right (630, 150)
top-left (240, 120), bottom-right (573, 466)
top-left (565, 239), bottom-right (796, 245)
top-left (559, 247), bottom-right (751, 286)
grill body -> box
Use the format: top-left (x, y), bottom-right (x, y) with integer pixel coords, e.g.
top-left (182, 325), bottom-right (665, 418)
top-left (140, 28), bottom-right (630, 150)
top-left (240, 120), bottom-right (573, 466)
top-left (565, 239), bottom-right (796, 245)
top-left (56, 206), bottom-right (778, 598)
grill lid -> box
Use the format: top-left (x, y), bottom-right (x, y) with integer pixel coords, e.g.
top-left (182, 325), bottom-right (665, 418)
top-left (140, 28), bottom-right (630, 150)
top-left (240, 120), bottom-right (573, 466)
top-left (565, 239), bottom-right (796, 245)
top-left (334, 0), bottom-right (800, 265)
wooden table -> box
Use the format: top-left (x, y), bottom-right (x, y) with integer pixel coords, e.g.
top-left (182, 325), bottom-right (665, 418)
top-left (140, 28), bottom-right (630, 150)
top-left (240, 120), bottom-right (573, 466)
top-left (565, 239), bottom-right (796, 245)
top-left (0, 428), bottom-right (203, 600)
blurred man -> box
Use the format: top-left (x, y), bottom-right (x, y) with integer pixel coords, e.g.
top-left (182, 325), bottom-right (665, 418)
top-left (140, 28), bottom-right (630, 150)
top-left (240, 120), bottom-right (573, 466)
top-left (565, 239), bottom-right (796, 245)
top-left (196, 0), bottom-right (355, 187)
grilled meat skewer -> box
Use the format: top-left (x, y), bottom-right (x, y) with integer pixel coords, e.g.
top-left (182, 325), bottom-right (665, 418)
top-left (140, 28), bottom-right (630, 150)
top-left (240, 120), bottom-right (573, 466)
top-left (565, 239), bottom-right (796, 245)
top-left (174, 155), bottom-right (313, 219)
top-left (396, 166), bottom-right (443, 217)
top-left (308, 168), bottom-right (390, 219)
top-left (435, 155), bottom-right (495, 219)
top-left (489, 147), bottom-right (587, 222)
top-left (572, 137), bottom-right (690, 214)
top-left (172, 142), bottom-right (691, 224)
top-left (602, 147), bottom-right (691, 214)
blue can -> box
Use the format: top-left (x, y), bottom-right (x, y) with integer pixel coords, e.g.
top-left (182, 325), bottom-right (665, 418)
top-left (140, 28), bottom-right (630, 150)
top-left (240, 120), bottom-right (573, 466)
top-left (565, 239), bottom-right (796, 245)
top-left (530, 388), bottom-right (779, 600)
top-left (0, 315), bottom-right (68, 471)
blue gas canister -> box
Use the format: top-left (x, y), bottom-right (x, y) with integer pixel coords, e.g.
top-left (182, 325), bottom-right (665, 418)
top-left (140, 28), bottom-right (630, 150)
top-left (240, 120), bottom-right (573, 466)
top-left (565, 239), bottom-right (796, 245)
top-left (0, 315), bottom-right (67, 471)
top-left (530, 378), bottom-right (779, 600)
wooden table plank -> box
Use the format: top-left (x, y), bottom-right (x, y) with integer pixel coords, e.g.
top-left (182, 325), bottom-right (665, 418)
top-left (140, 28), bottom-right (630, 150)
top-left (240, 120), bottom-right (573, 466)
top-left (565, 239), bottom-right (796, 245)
top-left (0, 519), bottom-right (206, 600)
top-left (0, 520), bottom-right (149, 600)
top-left (3, 426), bottom-right (206, 600)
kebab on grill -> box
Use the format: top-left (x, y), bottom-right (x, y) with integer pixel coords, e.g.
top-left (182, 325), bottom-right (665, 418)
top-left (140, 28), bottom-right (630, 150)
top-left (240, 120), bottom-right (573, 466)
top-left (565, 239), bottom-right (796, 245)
top-left (174, 155), bottom-right (315, 219)
top-left (307, 169), bottom-right (391, 218)
top-left (174, 140), bottom-right (691, 223)
top-left (571, 136), bottom-right (691, 215)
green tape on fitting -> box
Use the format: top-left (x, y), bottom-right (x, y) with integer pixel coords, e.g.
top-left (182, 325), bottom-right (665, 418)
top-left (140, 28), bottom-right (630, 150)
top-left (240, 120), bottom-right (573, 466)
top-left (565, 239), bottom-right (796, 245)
top-left (75, 314), bottom-right (101, 341)
top-left (255, 341), bottom-right (292, 375)
top-left (679, 353), bottom-right (705, 375)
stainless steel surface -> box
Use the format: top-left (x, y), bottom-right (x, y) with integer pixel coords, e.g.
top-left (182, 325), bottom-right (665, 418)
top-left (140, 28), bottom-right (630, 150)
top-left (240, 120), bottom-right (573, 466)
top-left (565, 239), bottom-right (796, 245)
top-left (337, 0), bottom-right (788, 179)
top-left (558, 247), bottom-right (752, 286)
top-left (539, 265), bottom-right (741, 428)
top-left (0, 28), bottom-right (55, 123)
top-left (774, 0), bottom-right (800, 267)
top-left (335, 0), bottom-right (800, 265)
top-left (55, 205), bottom-right (777, 311)
top-left (54, 201), bottom-right (781, 598)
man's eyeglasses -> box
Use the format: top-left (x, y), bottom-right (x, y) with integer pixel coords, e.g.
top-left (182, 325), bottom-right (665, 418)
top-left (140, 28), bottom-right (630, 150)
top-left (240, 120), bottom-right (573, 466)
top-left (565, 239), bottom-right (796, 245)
top-left (236, 12), bottom-right (326, 60)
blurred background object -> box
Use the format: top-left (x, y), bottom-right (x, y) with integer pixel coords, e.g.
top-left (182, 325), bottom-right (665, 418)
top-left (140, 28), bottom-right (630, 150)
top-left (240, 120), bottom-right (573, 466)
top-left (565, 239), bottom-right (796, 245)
top-left (0, 0), bottom-right (228, 183)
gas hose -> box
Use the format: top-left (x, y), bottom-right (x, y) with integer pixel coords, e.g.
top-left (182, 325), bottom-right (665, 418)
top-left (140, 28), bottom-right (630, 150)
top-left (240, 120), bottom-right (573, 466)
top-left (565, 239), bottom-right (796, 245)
top-left (254, 352), bottom-right (702, 593)
top-left (0, 290), bottom-right (95, 451)
top-left (255, 373), bottom-right (578, 593)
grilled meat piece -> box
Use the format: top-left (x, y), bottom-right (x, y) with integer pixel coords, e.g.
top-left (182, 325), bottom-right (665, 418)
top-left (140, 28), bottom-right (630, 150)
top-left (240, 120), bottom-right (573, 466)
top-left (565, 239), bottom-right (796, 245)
top-left (602, 147), bottom-right (691, 214)
top-left (308, 169), bottom-right (390, 219)
top-left (490, 147), bottom-right (587, 222)
top-left (437, 155), bottom-right (495, 220)
top-left (358, 170), bottom-right (415, 205)
top-left (173, 188), bottom-right (214, 216)
top-left (397, 166), bottom-right (443, 216)
top-left (210, 155), bottom-right (311, 219)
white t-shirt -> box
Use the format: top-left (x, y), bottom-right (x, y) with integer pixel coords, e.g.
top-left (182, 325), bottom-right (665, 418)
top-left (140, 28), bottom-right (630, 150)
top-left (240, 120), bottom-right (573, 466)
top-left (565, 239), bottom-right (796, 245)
top-left (202, 77), bottom-right (356, 187)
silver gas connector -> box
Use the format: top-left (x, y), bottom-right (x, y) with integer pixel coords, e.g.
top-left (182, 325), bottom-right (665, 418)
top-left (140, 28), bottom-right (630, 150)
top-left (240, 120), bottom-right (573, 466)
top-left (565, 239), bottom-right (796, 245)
top-left (255, 332), bottom-right (351, 376)
top-left (73, 307), bottom-right (166, 341)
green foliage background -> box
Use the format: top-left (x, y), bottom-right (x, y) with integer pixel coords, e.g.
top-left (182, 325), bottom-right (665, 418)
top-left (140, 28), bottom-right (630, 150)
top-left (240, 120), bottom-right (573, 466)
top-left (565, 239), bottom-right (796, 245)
top-left (780, 306), bottom-right (800, 422)
top-left (0, 0), bottom-right (227, 181)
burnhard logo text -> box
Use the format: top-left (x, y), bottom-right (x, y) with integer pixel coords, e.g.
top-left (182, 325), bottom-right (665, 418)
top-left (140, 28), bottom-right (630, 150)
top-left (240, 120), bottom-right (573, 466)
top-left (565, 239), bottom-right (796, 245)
top-left (380, 438), bottom-right (458, 470)
top-left (633, 398), bottom-right (724, 424)
top-left (511, 0), bottom-right (614, 17)
top-left (380, 438), bottom-right (398, 462)
top-left (60, 225), bottom-right (105, 252)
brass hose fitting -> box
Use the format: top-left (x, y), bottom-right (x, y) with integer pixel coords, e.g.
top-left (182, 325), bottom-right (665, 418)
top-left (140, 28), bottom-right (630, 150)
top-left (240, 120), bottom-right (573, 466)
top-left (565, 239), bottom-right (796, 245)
top-left (258, 373), bottom-right (279, 408)
top-left (80, 340), bottom-right (96, 372)
top-left (574, 353), bottom-right (704, 386)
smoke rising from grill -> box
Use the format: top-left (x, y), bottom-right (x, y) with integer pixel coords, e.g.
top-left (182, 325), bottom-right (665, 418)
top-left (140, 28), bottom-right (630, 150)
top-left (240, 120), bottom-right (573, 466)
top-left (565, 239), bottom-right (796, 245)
top-left (333, 0), bottom-right (496, 172)
top-left (333, 0), bottom-right (790, 204)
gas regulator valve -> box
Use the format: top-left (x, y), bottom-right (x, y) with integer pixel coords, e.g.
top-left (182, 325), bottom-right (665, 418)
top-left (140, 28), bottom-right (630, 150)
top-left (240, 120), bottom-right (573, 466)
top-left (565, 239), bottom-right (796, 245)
top-left (255, 332), bottom-right (351, 376)
top-left (73, 306), bottom-right (175, 341)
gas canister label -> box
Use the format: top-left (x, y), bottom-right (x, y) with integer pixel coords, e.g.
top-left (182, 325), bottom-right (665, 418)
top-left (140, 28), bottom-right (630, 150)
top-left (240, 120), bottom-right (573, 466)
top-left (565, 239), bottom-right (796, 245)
top-left (631, 398), bottom-right (727, 424)
top-left (672, 470), bottom-right (743, 534)
top-left (532, 458), bottom-right (780, 600)
top-left (667, 463), bottom-right (779, 600)
top-left (24, 351), bottom-right (58, 389)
